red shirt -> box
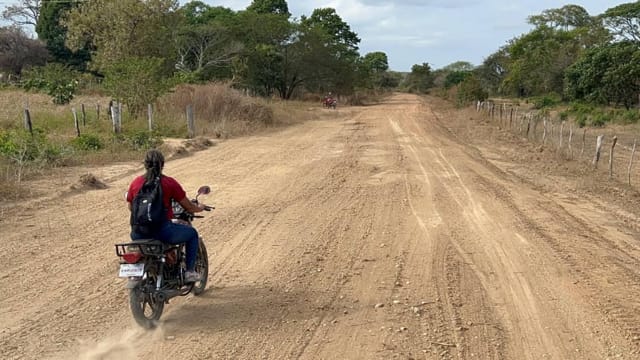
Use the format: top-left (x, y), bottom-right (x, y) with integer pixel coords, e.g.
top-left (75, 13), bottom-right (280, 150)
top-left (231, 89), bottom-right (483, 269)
top-left (126, 175), bottom-right (186, 220)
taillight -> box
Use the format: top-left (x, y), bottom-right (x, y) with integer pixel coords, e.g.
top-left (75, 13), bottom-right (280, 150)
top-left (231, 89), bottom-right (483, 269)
top-left (122, 252), bottom-right (143, 264)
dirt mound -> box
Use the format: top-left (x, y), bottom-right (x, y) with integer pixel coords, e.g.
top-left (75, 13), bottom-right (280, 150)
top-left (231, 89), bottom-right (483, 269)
top-left (71, 173), bottom-right (108, 190)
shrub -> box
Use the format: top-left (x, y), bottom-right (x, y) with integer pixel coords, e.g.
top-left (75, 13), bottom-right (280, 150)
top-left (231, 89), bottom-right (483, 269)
top-left (532, 93), bottom-right (561, 109)
top-left (21, 63), bottom-right (79, 105)
top-left (71, 134), bottom-right (103, 151)
top-left (126, 130), bottom-right (162, 150)
top-left (590, 112), bottom-right (611, 127)
top-left (618, 110), bottom-right (640, 124)
top-left (576, 114), bottom-right (588, 128)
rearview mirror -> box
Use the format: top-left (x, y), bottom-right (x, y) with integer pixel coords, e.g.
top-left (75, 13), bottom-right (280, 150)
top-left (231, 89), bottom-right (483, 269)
top-left (197, 186), bottom-right (211, 195)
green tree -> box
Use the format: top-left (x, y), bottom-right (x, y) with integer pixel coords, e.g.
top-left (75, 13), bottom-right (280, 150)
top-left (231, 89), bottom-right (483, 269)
top-left (300, 8), bottom-right (361, 94)
top-left (404, 63), bottom-right (434, 93)
top-left (63, 0), bottom-right (182, 75)
top-left (247, 0), bottom-right (290, 17)
top-left (565, 41), bottom-right (640, 109)
top-left (476, 48), bottom-right (508, 95)
top-left (36, 0), bottom-right (90, 70)
top-left (181, 2), bottom-right (235, 25)
top-left (601, 1), bottom-right (640, 42)
top-left (362, 51), bottom-right (389, 73)
top-left (528, 4), bottom-right (593, 30)
top-left (103, 57), bottom-right (170, 116)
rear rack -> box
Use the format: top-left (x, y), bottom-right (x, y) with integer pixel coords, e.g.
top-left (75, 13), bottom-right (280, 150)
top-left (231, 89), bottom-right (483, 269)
top-left (115, 240), bottom-right (166, 257)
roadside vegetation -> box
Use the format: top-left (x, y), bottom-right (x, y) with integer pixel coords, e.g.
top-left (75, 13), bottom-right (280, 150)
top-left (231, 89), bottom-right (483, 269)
top-left (0, 0), bottom-right (639, 199)
top-left (404, 3), bottom-right (640, 128)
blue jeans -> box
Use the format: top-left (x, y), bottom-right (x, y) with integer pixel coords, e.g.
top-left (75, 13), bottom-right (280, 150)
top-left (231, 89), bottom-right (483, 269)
top-left (131, 221), bottom-right (199, 271)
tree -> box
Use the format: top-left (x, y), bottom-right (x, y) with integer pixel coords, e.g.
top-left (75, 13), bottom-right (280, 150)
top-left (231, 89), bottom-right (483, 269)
top-left (442, 61), bottom-right (475, 72)
top-left (181, 2), bottom-right (235, 26)
top-left (362, 51), bottom-right (389, 73)
top-left (301, 8), bottom-right (360, 56)
top-left (63, 0), bottom-right (182, 75)
top-left (36, 0), bottom-right (90, 69)
top-left (476, 48), bottom-right (509, 95)
top-left (528, 4), bottom-right (593, 30)
top-left (601, 1), bottom-right (640, 42)
top-left (247, 0), bottom-right (290, 17)
top-left (2, 0), bottom-right (40, 28)
top-left (0, 26), bottom-right (47, 75)
top-left (404, 63), bottom-right (434, 93)
top-left (565, 41), bottom-right (640, 109)
top-left (174, 23), bottom-right (242, 82)
top-left (299, 8), bottom-right (361, 94)
top-left (103, 57), bottom-right (170, 116)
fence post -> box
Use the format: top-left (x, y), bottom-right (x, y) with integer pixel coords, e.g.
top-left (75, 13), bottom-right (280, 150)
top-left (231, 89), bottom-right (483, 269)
top-left (23, 108), bottom-right (33, 136)
top-left (559, 121), bottom-right (565, 150)
top-left (111, 103), bottom-right (120, 134)
top-left (72, 108), bottom-right (80, 137)
top-left (593, 135), bottom-right (604, 168)
top-left (609, 136), bottom-right (618, 179)
top-left (568, 124), bottom-right (573, 158)
top-left (81, 104), bottom-right (86, 126)
top-left (629, 139), bottom-right (637, 185)
top-left (96, 104), bottom-right (100, 121)
top-left (186, 104), bottom-right (195, 138)
top-left (581, 129), bottom-right (587, 157)
top-left (147, 104), bottom-right (153, 132)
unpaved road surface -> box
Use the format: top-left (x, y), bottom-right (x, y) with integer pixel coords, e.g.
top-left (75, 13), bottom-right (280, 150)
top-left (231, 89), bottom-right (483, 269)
top-left (1, 93), bottom-right (639, 360)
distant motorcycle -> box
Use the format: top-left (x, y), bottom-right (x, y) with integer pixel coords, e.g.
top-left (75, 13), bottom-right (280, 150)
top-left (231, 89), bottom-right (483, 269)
top-left (115, 185), bottom-right (213, 328)
top-left (322, 96), bottom-right (337, 109)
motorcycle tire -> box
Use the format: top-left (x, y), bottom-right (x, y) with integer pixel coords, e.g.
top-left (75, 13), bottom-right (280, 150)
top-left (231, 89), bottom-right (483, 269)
top-left (129, 276), bottom-right (164, 329)
top-left (192, 239), bottom-right (209, 295)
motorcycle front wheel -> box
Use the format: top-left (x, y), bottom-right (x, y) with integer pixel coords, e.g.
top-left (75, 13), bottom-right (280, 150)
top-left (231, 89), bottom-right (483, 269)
top-left (192, 239), bottom-right (209, 295)
top-left (129, 275), bottom-right (164, 329)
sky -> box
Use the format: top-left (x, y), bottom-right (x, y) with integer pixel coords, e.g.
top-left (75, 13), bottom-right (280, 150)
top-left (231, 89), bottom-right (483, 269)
top-left (195, 0), bottom-right (623, 72)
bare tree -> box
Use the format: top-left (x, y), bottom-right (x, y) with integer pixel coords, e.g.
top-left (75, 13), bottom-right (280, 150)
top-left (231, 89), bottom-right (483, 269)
top-left (2, 0), bottom-right (41, 29)
top-left (0, 26), bottom-right (47, 75)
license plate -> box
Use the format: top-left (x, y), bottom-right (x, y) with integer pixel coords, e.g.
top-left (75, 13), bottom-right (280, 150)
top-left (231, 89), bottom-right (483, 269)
top-left (119, 263), bottom-right (145, 277)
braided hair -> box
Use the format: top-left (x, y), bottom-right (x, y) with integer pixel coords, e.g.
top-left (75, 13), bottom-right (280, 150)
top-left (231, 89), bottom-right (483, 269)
top-left (143, 149), bottom-right (164, 183)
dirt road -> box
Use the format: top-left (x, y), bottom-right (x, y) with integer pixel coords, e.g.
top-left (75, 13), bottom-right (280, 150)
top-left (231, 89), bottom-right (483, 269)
top-left (1, 93), bottom-right (639, 360)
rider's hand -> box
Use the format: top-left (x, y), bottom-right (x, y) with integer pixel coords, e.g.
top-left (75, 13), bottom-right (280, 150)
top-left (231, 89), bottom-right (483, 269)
top-left (195, 202), bottom-right (206, 212)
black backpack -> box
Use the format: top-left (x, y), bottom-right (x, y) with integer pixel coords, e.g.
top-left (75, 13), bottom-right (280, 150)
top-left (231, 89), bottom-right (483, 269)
top-left (130, 177), bottom-right (167, 235)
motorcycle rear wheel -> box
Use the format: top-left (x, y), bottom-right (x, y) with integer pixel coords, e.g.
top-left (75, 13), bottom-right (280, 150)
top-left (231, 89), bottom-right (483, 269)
top-left (192, 239), bottom-right (209, 295)
top-left (129, 277), bottom-right (164, 329)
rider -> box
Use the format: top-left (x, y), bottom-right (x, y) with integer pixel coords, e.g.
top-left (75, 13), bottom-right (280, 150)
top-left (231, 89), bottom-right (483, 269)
top-left (126, 149), bottom-right (205, 282)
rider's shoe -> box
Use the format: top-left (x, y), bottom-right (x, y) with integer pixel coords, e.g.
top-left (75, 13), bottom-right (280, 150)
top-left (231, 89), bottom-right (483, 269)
top-left (185, 271), bottom-right (202, 283)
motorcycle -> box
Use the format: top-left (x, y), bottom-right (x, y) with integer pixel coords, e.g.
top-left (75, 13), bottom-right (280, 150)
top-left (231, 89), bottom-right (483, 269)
top-left (115, 185), bottom-right (213, 328)
top-left (322, 96), bottom-right (337, 109)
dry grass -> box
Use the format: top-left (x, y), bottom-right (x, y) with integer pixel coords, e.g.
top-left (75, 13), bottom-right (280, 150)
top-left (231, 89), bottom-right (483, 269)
top-left (155, 83), bottom-right (278, 138)
top-left (0, 83), bottom-right (313, 199)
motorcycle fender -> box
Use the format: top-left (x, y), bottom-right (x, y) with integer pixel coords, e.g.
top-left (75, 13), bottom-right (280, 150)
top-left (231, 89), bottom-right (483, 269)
top-left (126, 278), bottom-right (141, 289)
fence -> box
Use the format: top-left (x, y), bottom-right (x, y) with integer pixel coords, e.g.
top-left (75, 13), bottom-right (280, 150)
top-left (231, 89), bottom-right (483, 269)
top-left (21, 102), bottom-right (198, 139)
top-left (477, 101), bottom-right (640, 186)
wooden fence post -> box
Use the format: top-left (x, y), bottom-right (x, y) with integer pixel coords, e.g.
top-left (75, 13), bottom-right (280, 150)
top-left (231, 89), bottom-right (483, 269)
top-left (23, 108), bottom-right (33, 136)
top-left (542, 118), bottom-right (547, 145)
top-left (568, 124), bottom-right (573, 158)
top-left (186, 104), bottom-right (195, 138)
top-left (628, 139), bottom-right (637, 185)
top-left (111, 103), bottom-right (120, 134)
top-left (609, 136), bottom-right (618, 179)
top-left (593, 135), bottom-right (604, 168)
top-left (559, 121), bottom-right (565, 150)
top-left (81, 104), bottom-right (86, 126)
top-left (96, 104), bottom-right (100, 121)
top-left (72, 108), bottom-right (80, 137)
top-left (147, 104), bottom-right (153, 132)
top-left (581, 129), bottom-right (587, 157)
